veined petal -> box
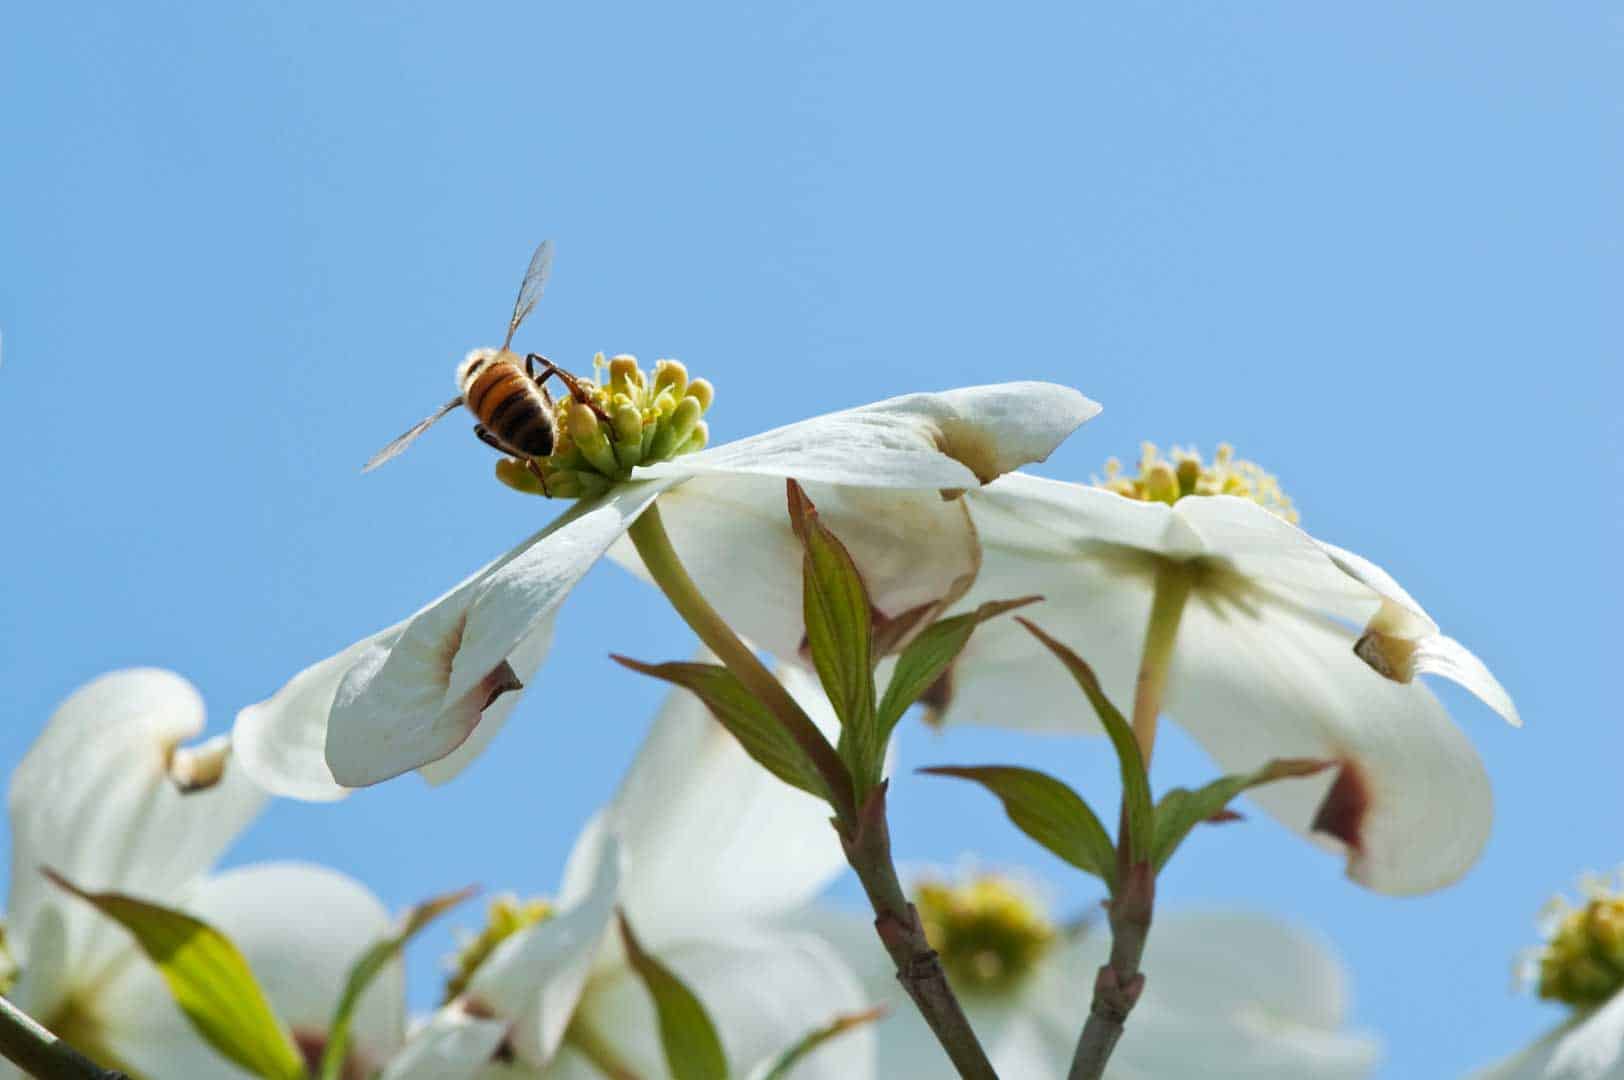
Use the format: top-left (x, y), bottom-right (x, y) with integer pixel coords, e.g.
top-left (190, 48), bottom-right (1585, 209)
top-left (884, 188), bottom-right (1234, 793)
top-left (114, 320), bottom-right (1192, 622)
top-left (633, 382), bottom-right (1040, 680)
top-left (1412, 634), bottom-right (1521, 728)
top-left (417, 613), bottom-right (558, 786)
top-left (380, 1008), bottom-right (510, 1080)
top-left (327, 481), bottom-right (673, 787)
top-left (1048, 914), bottom-right (1379, 1079)
top-left (643, 382), bottom-right (1099, 489)
top-left (571, 929), bottom-right (875, 1080)
top-left (96, 862), bottom-right (404, 1079)
top-left (1543, 990), bottom-right (1624, 1080)
top-left (608, 476), bottom-right (980, 662)
top-left (582, 661), bottom-right (846, 948)
top-left (468, 835), bottom-right (622, 1068)
top-left (1167, 598), bottom-right (1492, 895)
top-left (6, 670), bottom-right (266, 1021)
top-left (1319, 541), bottom-right (1519, 726)
top-left (235, 629), bottom-right (401, 802)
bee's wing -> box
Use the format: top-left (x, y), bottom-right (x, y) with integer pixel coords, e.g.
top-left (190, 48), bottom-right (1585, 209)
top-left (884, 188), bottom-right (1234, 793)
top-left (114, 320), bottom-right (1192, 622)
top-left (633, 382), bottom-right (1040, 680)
top-left (362, 395), bottom-right (465, 472)
top-left (501, 238), bottom-right (553, 350)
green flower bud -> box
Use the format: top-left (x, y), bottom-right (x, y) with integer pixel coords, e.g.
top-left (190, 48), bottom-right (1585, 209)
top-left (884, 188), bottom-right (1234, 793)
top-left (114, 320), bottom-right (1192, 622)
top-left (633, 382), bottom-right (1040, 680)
top-left (609, 354), bottom-right (645, 397)
top-left (685, 378), bottom-right (715, 413)
top-left (647, 395), bottom-right (703, 462)
top-left (570, 401), bottom-right (620, 477)
top-left (612, 402), bottom-right (646, 468)
top-left (652, 359), bottom-right (689, 399)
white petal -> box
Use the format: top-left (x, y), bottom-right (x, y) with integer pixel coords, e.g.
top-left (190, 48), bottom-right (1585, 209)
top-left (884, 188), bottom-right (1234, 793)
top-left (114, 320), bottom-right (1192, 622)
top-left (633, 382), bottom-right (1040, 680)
top-left (610, 475), bottom-right (981, 662)
top-left (1315, 540), bottom-right (1438, 635)
top-left (235, 630), bottom-right (399, 802)
top-left (1168, 599), bottom-right (1492, 895)
top-left (646, 382), bottom-right (1100, 489)
top-left (327, 481), bottom-right (672, 787)
top-left (417, 612), bottom-right (559, 785)
top-left (469, 834), bottom-right (622, 1068)
top-left (380, 1008), bottom-right (510, 1080)
top-left (96, 861), bottom-right (404, 1078)
top-left (6, 670), bottom-right (266, 1020)
top-left (1319, 541), bottom-right (1519, 726)
top-left (572, 929), bottom-right (876, 1080)
top-left (1050, 914), bottom-right (1379, 1079)
top-left (585, 661), bottom-right (847, 947)
top-left (1412, 634), bottom-right (1522, 728)
top-left (1545, 991), bottom-right (1624, 1080)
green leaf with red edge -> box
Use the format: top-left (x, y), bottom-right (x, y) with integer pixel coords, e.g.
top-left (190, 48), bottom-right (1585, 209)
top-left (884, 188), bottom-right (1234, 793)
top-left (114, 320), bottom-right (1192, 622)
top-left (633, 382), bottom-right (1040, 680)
top-left (786, 480), bottom-right (883, 795)
top-left (319, 885), bottom-right (477, 1080)
top-left (1151, 758), bottom-right (1334, 872)
top-left (45, 869), bottom-right (306, 1080)
top-left (920, 765), bottom-right (1118, 890)
top-left (613, 656), bottom-right (831, 802)
top-left (1017, 617), bottom-right (1154, 864)
top-left (745, 1007), bottom-right (887, 1080)
top-left (618, 911), bottom-right (730, 1080)
top-left (876, 596), bottom-right (1042, 745)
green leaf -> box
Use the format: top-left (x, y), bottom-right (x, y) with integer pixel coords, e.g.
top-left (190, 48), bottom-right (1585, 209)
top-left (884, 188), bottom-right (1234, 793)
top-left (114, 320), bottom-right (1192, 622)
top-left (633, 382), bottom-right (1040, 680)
top-left (920, 766), bottom-right (1117, 889)
top-left (745, 1007), bottom-right (887, 1080)
top-left (618, 911), bottom-right (730, 1080)
top-left (1151, 758), bottom-right (1333, 872)
top-left (45, 870), bottom-right (306, 1080)
top-left (787, 481), bottom-right (882, 794)
top-left (612, 656), bottom-right (829, 801)
top-left (876, 596), bottom-right (1042, 743)
top-left (1017, 618), bottom-right (1154, 865)
top-left (319, 885), bottom-right (476, 1080)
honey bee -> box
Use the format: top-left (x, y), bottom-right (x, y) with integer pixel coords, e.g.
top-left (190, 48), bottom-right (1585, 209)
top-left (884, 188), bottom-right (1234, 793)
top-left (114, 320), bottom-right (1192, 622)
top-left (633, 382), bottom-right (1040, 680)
top-left (363, 239), bottom-right (607, 484)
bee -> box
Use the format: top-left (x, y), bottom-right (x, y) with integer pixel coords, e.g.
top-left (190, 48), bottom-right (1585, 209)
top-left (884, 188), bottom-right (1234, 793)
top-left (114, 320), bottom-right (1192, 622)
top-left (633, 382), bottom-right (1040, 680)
top-left (363, 239), bottom-right (608, 486)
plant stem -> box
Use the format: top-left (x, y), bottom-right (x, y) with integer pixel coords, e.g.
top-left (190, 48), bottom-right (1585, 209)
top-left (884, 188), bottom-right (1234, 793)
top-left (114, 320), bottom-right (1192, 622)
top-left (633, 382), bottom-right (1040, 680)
top-left (1068, 562), bottom-right (1189, 1080)
top-left (1066, 863), bottom-right (1153, 1080)
top-left (626, 503), bottom-right (856, 821)
top-left (626, 502), bottom-right (996, 1079)
top-left (842, 785), bottom-right (999, 1080)
top-left (0, 996), bottom-right (127, 1080)
top-left (1129, 562), bottom-right (1192, 766)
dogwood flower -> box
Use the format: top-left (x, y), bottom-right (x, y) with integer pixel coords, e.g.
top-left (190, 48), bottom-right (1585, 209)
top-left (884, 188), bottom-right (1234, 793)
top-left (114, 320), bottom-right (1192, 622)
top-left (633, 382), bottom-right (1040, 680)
top-left (808, 869), bottom-right (1379, 1078)
top-left (235, 372), bottom-right (1097, 799)
top-left (928, 445), bottom-right (1519, 895)
top-left (1, 669), bottom-right (405, 1079)
top-left (387, 664), bottom-right (875, 1079)
top-left (1475, 872), bottom-right (1624, 1080)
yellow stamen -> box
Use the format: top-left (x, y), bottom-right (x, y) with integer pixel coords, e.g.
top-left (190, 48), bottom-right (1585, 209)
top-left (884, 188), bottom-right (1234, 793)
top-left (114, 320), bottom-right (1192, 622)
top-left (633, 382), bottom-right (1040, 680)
top-left (915, 874), bottom-right (1056, 996)
top-left (442, 894), bottom-right (555, 1003)
top-left (494, 353), bottom-right (715, 499)
top-left (1528, 874), bottom-right (1624, 1008)
top-left (1096, 443), bottom-right (1298, 523)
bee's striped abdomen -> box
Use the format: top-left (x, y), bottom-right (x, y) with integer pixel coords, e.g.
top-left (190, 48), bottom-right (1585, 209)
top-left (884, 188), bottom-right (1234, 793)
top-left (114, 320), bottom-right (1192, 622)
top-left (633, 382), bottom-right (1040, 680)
top-left (464, 359), bottom-right (556, 459)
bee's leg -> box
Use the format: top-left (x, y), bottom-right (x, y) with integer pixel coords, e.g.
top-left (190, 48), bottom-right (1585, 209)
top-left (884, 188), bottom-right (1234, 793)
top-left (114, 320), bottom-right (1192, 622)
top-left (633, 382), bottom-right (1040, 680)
top-left (473, 424), bottom-right (512, 456)
top-left (525, 354), bottom-right (612, 425)
top-left (523, 457), bottom-right (552, 497)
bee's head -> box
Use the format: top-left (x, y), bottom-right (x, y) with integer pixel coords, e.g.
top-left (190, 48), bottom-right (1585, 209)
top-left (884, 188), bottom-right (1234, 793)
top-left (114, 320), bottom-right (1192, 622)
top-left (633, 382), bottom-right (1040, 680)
top-left (456, 347), bottom-right (503, 388)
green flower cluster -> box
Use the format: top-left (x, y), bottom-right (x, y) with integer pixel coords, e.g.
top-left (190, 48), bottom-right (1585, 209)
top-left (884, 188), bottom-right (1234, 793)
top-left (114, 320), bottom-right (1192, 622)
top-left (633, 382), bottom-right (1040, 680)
top-left (497, 354), bottom-right (714, 499)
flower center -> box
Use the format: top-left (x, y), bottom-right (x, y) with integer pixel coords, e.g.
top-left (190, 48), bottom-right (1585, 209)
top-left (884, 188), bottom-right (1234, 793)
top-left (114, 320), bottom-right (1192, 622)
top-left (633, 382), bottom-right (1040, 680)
top-left (496, 354), bottom-right (714, 499)
top-left (915, 875), bottom-right (1055, 996)
top-left (1098, 443), bottom-right (1298, 524)
top-left (442, 893), bottom-right (556, 1003)
top-left (1531, 880), bottom-right (1624, 1008)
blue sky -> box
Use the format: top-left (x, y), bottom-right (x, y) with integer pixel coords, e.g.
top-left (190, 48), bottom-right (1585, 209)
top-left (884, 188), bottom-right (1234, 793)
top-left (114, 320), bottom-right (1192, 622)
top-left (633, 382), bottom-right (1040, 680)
top-left (1, 4), bottom-right (1619, 1076)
